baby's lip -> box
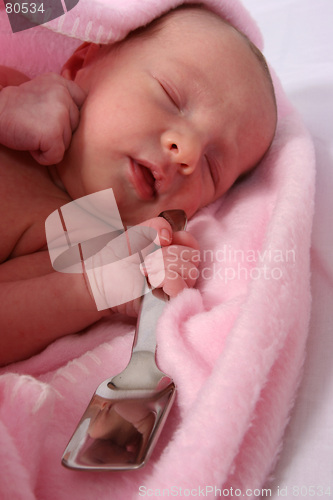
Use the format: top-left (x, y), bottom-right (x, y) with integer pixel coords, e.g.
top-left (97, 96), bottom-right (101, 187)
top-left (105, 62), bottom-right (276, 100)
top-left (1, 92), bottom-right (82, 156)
top-left (135, 158), bottom-right (167, 191)
top-left (129, 158), bottom-right (157, 201)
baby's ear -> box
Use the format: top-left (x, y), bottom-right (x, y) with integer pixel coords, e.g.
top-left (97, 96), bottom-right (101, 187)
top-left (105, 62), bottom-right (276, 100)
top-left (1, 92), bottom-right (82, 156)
top-left (61, 42), bottom-right (102, 81)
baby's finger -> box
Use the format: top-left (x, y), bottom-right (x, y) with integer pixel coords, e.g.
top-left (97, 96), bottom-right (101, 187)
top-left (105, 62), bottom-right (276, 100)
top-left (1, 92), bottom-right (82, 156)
top-left (171, 230), bottom-right (200, 251)
top-left (62, 116), bottom-right (74, 151)
top-left (158, 271), bottom-right (188, 298)
top-left (63, 79), bottom-right (87, 108)
top-left (31, 145), bottom-right (65, 165)
top-left (152, 256), bottom-right (198, 287)
top-left (144, 269), bottom-right (166, 289)
top-left (163, 245), bottom-right (200, 271)
top-left (145, 264), bottom-right (192, 296)
top-left (68, 99), bottom-right (80, 132)
top-left (143, 248), bottom-right (198, 289)
top-left (32, 135), bottom-right (66, 165)
top-left (163, 275), bottom-right (188, 297)
top-left (169, 260), bottom-right (199, 288)
top-left (29, 149), bottom-right (48, 165)
top-left (136, 217), bottom-right (173, 247)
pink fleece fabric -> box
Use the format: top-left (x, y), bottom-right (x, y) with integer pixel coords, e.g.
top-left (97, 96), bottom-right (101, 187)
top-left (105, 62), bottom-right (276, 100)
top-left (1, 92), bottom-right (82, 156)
top-left (0, 1), bottom-right (315, 499)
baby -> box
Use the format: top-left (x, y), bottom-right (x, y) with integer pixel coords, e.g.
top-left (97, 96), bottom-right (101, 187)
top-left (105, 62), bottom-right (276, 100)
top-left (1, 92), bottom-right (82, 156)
top-left (0, 5), bottom-right (277, 365)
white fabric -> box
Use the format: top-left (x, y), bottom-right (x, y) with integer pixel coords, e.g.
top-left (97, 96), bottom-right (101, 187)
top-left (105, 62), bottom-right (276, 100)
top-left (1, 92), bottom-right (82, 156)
top-left (242, 0), bottom-right (333, 495)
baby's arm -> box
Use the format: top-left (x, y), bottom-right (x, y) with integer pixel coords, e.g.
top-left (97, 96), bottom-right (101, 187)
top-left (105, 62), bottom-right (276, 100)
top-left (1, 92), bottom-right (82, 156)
top-left (0, 251), bottom-right (105, 366)
top-left (0, 218), bottom-right (199, 365)
top-left (0, 68), bottom-right (86, 165)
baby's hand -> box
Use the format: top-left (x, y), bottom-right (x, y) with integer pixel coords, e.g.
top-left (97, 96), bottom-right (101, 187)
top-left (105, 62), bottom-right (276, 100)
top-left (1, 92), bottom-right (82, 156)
top-left (141, 229), bottom-right (200, 298)
top-left (0, 73), bottom-right (86, 165)
top-left (84, 217), bottom-right (200, 317)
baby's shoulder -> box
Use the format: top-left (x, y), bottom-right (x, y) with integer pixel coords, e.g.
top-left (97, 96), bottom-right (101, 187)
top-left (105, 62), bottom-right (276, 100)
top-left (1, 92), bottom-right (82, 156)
top-left (0, 148), bottom-right (69, 262)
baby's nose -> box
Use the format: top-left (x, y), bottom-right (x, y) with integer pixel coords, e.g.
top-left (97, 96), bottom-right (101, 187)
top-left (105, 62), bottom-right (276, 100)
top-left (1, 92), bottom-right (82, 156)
top-left (161, 130), bottom-right (202, 175)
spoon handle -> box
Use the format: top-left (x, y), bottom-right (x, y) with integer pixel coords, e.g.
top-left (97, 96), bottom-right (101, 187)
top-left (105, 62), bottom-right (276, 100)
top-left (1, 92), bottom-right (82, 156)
top-left (132, 287), bottom-right (168, 354)
top-left (132, 210), bottom-right (187, 355)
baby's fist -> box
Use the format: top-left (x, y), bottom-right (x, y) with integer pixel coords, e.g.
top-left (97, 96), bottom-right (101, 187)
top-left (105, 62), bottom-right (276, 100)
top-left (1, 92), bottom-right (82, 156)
top-left (142, 230), bottom-right (200, 297)
top-left (0, 73), bottom-right (86, 165)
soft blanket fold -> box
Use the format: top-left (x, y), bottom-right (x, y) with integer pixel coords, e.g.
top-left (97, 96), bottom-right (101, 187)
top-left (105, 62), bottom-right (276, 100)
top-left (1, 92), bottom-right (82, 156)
top-left (0, 1), bottom-right (315, 499)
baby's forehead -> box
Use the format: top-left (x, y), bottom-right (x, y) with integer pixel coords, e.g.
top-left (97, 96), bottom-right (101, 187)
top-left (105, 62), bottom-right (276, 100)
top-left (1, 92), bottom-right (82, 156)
top-left (122, 5), bottom-right (234, 51)
top-left (151, 7), bottom-right (275, 106)
top-left (148, 6), bottom-right (231, 40)
top-left (92, 5), bottom-right (275, 122)
top-left (139, 8), bottom-right (264, 79)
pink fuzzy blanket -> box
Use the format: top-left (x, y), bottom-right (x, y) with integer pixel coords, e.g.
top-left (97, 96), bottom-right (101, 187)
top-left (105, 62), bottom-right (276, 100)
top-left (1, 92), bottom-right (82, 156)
top-left (0, 1), bottom-right (315, 499)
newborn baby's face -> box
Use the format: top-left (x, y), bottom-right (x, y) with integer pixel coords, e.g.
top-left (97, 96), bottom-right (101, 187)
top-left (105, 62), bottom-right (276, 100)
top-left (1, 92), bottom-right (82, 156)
top-left (57, 8), bottom-right (276, 225)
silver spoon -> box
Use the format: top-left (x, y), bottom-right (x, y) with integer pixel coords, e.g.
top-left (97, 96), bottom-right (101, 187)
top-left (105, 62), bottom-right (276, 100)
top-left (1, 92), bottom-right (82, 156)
top-left (61, 209), bottom-right (187, 470)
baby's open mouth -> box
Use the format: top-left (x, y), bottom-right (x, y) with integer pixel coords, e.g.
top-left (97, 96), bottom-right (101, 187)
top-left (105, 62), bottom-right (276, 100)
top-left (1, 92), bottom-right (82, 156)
top-left (130, 159), bottom-right (157, 200)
